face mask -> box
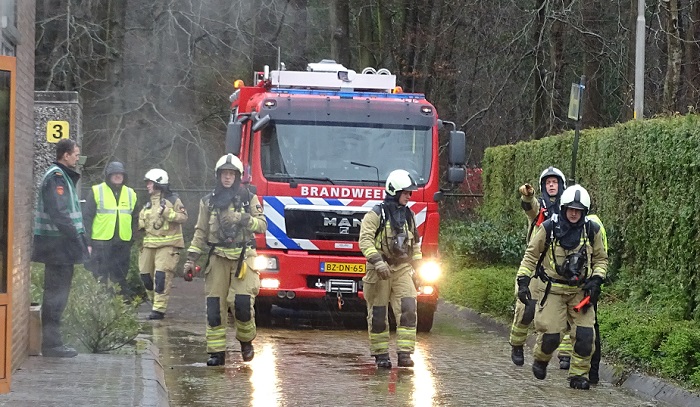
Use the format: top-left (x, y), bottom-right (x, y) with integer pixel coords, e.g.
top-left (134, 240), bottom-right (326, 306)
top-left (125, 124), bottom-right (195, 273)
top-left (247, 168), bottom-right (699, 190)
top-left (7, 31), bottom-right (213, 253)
top-left (557, 250), bottom-right (587, 285)
top-left (390, 231), bottom-right (411, 260)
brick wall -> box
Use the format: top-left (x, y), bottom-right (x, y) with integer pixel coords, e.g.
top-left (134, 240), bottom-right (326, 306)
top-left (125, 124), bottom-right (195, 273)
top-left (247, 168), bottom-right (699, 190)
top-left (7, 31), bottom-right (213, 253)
top-left (10, 0), bottom-right (36, 370)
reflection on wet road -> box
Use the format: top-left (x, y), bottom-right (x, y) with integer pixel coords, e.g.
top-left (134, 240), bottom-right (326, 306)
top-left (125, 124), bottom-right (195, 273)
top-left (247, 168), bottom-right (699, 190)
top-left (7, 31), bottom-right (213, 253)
top-left (146, 281), bottom-right (671, 407)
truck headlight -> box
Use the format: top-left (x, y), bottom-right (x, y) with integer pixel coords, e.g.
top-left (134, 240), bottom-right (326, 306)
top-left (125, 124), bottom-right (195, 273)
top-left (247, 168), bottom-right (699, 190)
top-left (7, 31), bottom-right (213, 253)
top-left (418, 260), bottom-right (441, 283)
top-left (254, 255), bottom-right (279, 271)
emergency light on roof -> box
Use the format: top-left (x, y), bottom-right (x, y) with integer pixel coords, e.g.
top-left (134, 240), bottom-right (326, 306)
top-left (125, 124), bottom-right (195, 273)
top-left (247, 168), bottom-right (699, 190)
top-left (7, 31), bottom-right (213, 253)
top-left (271, 59), bottom-right (397, 93)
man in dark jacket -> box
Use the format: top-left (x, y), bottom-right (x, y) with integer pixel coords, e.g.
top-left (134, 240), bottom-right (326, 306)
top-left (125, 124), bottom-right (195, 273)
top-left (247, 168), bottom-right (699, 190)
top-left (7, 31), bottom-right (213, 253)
top-left (83, 161), bottom-right (138, 297)
top-left (32, 138), bottom-right (89, 358)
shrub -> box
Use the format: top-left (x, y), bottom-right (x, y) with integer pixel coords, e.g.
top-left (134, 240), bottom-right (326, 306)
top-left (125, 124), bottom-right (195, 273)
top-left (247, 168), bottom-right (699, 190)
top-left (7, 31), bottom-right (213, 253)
top-left (441, 216), bottom-right (524, 266)
top-left (31, 263), bottom-right (141, 353)
top-left (440, 263), bottom-right (515, 321)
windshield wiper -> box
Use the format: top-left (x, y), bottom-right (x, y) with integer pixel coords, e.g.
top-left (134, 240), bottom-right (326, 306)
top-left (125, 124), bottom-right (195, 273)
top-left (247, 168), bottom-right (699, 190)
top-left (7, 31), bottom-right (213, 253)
top-left (288, 176), bottom-right (335, 185)
top-left (266, 174), bottom-right (335, 185)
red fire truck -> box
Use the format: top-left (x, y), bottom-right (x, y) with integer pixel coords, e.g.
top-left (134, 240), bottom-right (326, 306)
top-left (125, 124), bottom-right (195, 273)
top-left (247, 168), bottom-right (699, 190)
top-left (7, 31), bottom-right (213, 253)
top-left (225, 60), bottom-right (466, 331)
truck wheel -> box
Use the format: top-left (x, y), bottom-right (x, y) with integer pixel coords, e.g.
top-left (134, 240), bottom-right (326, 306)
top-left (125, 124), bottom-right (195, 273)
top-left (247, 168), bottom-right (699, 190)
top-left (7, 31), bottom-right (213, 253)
top-left (255, 302), bottom-right (273, 326)
top-left (417, 306), bottom-right (435, 333)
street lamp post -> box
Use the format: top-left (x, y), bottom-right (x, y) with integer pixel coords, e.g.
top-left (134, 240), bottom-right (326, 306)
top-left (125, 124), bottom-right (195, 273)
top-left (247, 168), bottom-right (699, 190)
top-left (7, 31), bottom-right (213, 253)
top-left (634, 0), bottom-right (645, 120)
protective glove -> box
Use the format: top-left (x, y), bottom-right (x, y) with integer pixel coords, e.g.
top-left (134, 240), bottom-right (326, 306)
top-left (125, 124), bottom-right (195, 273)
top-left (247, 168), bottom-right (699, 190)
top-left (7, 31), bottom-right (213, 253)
top-left (519, 183), bottom-right (534, 197)
top-left (183, 260), bottom-right (196, 282)
top-left (375, 261), bottom-right (391, 280)
top-left (582, 276), bottom-right (603, 305)
top-left (238, 213), bottom-right (251, 226)
top-left (367, 253), bottom-right (383, 265)
top-left (517, 276), bottom-right (532, 305)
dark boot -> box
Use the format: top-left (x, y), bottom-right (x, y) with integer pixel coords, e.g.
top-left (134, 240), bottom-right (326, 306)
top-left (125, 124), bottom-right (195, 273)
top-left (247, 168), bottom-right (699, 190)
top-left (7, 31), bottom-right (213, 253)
top-left (240, 341), bottom-right (255, 362)
top-left (569, 375), bottom-right (590, 390)
top-left (148, 310), bottom-right (165, 320)
top-left (397, 352), bottom-right (414, 367)
top-left (589, 367), bottom-right (600, 385)
top-left (207, 351), bottom-right (225, 366)
top-left (511, 345), bottom-right (524, 366)
top-left (42, 345), bottom-right (78, 358)
top-left (375, 353), bottom-right (392, 369)
top-left (532, 360), bottom-right (548, 380)
top-left (558, 355), bottom-right (570, 370)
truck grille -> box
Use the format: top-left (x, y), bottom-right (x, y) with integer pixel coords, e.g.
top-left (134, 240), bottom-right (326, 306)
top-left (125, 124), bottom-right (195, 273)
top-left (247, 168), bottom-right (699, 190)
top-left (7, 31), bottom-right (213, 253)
top-left (285, 206), bottom-right (368, 241)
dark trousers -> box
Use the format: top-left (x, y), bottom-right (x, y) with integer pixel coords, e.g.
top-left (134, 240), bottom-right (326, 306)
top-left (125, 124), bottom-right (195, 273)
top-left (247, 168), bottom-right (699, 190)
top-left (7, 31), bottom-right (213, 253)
top-left (42, 264), bottom-right (75, 349)
top-left (89, 241), bottom-right (132, 296)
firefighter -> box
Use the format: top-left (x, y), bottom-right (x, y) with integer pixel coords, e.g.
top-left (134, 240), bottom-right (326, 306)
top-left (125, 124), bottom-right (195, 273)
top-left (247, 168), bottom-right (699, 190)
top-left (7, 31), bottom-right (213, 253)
top-left (184, 154), bottom-right (267, 366)
top-left (510, 166), bottom-right (573, 369)
top-left (32, 138), bottom-right (89, 358)
top-left (83, 161), bottom-right (138, 297)
top-left (359, 169), bottom-right (422, 369)
top-left (515, 185), bottom-right (607, 390)
top-left (138, 168), bottom-right (188, 320)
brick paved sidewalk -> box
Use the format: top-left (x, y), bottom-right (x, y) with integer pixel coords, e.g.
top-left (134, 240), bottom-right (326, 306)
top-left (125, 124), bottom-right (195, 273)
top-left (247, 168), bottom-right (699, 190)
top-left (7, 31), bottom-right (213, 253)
top-left (0, 341), bottom-right (167, 407)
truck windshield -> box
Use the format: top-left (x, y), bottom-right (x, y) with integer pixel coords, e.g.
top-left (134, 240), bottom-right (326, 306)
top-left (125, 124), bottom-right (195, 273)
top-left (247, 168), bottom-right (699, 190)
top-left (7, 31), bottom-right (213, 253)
top-left (260, 121), bottom-right (432, 185)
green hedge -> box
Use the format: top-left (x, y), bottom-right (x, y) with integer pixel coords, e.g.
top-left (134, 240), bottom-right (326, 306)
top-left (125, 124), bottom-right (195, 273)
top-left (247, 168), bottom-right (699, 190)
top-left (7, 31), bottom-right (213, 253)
top-left (482, 115), bottom-right (700, 320)
top-left (461, 114), bottom-right (700, 387)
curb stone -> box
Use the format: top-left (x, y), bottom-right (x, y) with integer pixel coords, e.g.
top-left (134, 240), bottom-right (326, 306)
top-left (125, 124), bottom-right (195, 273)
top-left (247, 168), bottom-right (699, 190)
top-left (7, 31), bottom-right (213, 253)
top-left (439, 300), bottom-right (700, 407)
top-left (137, 337), bottom-right (169, 407)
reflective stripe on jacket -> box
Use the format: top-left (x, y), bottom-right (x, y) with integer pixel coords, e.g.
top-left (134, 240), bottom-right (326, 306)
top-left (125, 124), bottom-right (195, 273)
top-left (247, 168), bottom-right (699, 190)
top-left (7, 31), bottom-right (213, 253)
top-left (34, 164), bottom-right (85, 236)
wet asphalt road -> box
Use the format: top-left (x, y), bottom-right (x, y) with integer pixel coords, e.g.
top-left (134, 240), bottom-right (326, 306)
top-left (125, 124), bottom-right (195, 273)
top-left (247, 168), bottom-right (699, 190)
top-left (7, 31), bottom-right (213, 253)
top-left (144, 279), bottom-right (671, 407)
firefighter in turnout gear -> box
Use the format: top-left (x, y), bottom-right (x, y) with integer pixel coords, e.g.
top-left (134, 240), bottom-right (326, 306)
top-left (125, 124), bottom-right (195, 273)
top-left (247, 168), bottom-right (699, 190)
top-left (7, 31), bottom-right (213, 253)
top-left (185, 154), bottom-right (267, 366)
top-left (359, 169), bottom-right (422, 369)
top-left (83, 161), bottom-right (138, 297)
top-left (515, 185), bottom-right (607, 390)
top-left (138, 168), bottom-right (188, 320)
top-left (510, 166), bottom-right (573, 369)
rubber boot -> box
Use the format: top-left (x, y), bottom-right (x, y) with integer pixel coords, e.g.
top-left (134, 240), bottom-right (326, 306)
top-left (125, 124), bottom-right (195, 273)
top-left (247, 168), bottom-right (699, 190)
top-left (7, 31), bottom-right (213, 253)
top-left (207, 351), bottom-right (225, 366)
top-left (240, 341), bottom-right (255, 362)
top-left (375, 353), bottom-right (392, 369)
top-left (589, 367), bottom-right (600, 385)
top-left (558, 355), bottom-right (570, 370)
top-left (397, 352), bottom-right (414, 367)
top-left (569, 375), bottom-right (590, 390)
top-left (511, 345), bottom-right (524, 366)
top-left (532, 360), bottom-right (548, 380)
top-left (148, 310), bottom-right (165, 320)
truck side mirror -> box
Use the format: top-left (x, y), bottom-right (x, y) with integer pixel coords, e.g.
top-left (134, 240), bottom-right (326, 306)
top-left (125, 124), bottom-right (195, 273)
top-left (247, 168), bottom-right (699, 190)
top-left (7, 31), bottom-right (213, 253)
top-left (447, 166), bottom-right (466, 184)
top-left (448, 130), bottom-right (466, 165)
top-left (225, 121), bottom-right (243, 154)
top-left (252, 114), bottom-right (271, 132)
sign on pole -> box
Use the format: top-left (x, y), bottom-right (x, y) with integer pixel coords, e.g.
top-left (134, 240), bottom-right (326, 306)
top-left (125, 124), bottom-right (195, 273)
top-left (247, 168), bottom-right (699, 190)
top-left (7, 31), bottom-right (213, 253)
top-left (568, 83), bottom-right (582, 120)
top-left (46, 121), bottom-right (70, 143)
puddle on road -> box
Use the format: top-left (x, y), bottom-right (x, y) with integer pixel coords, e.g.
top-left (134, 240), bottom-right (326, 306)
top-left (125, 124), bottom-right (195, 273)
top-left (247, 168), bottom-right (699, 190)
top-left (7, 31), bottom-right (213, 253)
top-left (149, 309), bottom-right (674, 407)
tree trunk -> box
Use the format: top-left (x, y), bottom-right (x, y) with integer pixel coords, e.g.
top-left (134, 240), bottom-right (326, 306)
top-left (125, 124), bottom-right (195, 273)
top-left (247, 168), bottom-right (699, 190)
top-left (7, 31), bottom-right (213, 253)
top-left (582, 0), bottom-right (605, 127)
top-left (532, 0), bottom-right (548, 139)
top-left (684, 0), bottom-right (700, 110)
top-left (663, 0), bottom-right (682, 113)
top-left (330, 0), bottom-right (351, 67)
top-left (357, 0), bottom-right (376, 69)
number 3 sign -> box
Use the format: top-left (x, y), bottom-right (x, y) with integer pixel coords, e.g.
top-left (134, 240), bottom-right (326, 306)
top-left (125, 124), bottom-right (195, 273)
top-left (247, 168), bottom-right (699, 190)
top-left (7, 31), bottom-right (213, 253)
top-left (46, 121), bottom-right (70, 143)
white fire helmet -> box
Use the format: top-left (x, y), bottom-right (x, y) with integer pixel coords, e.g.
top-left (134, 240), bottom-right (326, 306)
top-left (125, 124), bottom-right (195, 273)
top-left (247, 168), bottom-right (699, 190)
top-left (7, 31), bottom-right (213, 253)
top-left (385, 169), bottom-right (418, 196)
top-left (560, 184), bottom-right (591, 212)
top-left (539, 166), bottom-right (566, 188)
top-left (215, 153), bottom-right (244, 175)
top-left (144, 168), bottom-right (169, 185)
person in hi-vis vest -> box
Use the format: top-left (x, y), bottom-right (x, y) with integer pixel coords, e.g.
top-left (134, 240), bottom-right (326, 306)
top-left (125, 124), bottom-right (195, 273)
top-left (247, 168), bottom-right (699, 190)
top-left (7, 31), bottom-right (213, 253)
top-left (83, 161), bottom-right (138, 297)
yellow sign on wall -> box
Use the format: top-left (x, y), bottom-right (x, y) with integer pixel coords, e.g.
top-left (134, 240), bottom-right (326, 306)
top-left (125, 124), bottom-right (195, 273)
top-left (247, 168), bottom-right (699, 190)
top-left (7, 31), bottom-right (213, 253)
top-left (46, 121), bottom-right (70, 143)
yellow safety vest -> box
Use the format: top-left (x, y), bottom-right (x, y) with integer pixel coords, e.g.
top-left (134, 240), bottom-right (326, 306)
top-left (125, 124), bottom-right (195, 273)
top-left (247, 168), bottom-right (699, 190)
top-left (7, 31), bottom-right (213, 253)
top-left (91, 183), bottom-right (137, 241)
